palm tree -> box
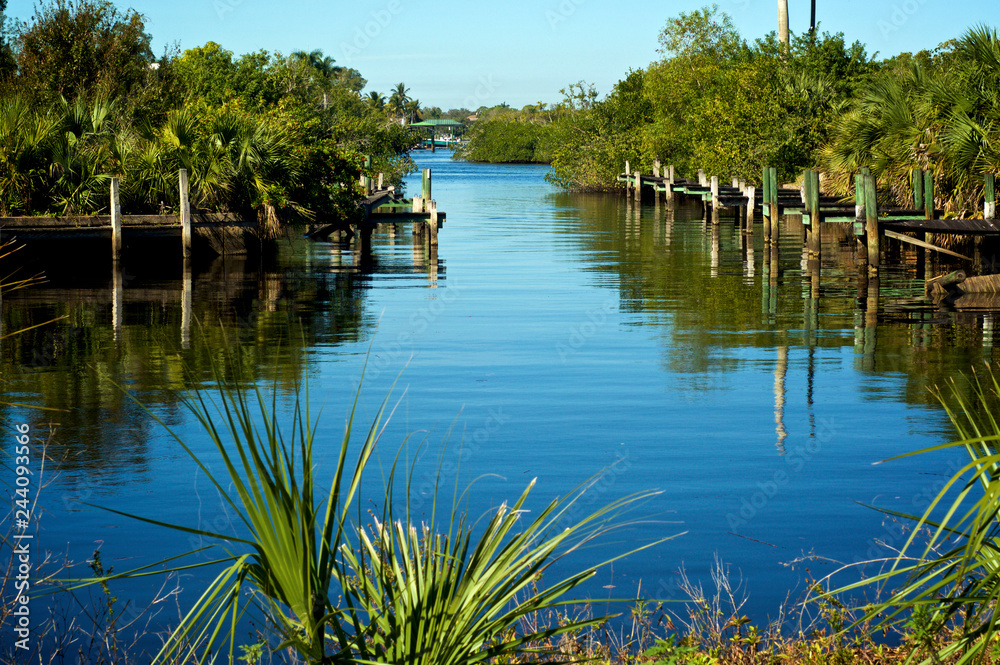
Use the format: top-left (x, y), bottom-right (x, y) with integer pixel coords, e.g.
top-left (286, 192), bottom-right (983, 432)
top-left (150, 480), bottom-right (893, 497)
top-left (289, 49), bottom-right (342, 108)
top-left (404, 99), bottom-right (421, 124)
top-left (388, 82), bottom-right (409, 123)
top-left (365, 91), bottom-right (386, 112)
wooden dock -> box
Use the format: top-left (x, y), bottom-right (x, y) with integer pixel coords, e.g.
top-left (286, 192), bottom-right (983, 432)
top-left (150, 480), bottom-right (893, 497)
top-left (617, 162), bottom-right (1000, 276)
top-left (307, 166), bottom-right (445, 251)
top-left (0, 164), bottom-right (447, 265)
top-left (0, 169), bottom-right (256, 261)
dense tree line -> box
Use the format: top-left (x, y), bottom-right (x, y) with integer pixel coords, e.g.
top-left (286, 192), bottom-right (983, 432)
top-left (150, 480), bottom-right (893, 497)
top-left (458, 5), bottom-right (1000, 216)
top-left (0, 0), bottom-right (421, 232)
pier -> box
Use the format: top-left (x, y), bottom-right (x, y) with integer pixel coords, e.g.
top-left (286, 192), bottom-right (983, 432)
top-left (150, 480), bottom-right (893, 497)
top-left (307, 165), bottom-right (445, 255)
top-left (617, 162), bottom-right (1000, 281)
top-left (0, 165), bottom-right (447, 265)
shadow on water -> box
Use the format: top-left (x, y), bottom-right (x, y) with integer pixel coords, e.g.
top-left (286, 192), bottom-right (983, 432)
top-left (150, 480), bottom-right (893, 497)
top-left (0, 230), bottom-right (445, 478)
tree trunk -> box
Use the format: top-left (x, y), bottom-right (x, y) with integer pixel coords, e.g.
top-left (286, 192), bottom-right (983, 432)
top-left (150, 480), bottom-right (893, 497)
top-left (778, 0), bottom-right (789, 54)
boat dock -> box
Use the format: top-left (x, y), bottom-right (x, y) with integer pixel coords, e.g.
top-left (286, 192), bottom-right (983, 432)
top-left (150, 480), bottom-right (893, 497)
top-left (617, 162), bottom-right (999, 275)
top-left (0, 164), bottom-right (446, 264)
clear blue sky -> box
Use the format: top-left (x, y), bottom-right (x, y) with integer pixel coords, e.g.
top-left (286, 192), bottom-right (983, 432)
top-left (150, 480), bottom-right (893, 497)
top-left (5, 0), bottom-right (994, 110)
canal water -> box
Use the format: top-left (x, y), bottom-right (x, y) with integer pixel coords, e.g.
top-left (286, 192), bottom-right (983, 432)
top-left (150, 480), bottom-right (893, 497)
top-left (2, 150), bottom-right (997, 655)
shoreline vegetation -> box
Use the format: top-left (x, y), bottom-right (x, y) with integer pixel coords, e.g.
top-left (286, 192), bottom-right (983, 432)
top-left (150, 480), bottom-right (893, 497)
top-left (455, 7), bottom-right (1000, 220)
top-left (0, 0), bottom-right (422, 235)
top-left (4, 0), bottom-right (1000, 663)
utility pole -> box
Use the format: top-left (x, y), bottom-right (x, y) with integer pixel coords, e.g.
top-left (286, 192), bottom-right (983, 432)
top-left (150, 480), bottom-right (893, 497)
top-left (778, 0), bottom-right (790, 54)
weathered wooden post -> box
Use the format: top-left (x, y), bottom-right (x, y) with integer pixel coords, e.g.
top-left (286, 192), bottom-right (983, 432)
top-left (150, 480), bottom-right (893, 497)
top-left (803, 169), bottom-right (813, 252)
top-left (412, 196), bottom-right (424, 215)
top-left (762, 167), bottom-right (772, 243)
top-left (666, 165), bottom-right (675, 204)
top-left (985, 173), bottom-right (996, 219)
top-left (428, 200), bottom-right (439, 246)
top-left (634, 170), bottom-right (641, 202)
top-left (179, 168), bottom-right (192, 259)
top-left (854, 173), bottom-right (865, 220)
top-left (360, 156), bottom-right (371, 192)
top-left (769, 166), bottom-right (780, 244)
top-left (732, 175), bottom-right (739, 188)
top-left (698, 169), bottom-right (706, 187)
top-left (806, 170), bottom-right (821, 257)
top-left (864, 173), bottom-right (880, 272)
top-left (745, 186), bottom-right (756, 233)
top-left (912, 167), bottom-right (923, 208)
top-left (624, 160), bottom-right (630, 194)
top-left (923, 169), bottom-right (935, 245)
top-left (710, 175), bottom-right (720, 224)
top-left (110, 176), bottom-right (122, 263)
top-left (377, 173), bottom-right (384, 190)
top-left (653, 159), bottom-right (661, 178)
top-left (422, 168), bottom-right (432, 202)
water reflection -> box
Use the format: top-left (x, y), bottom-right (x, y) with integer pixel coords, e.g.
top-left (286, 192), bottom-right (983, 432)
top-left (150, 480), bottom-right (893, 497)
top-left (546, 191), bottom-right (999, 411)
top-left (0, 232), bottom-right (443, 476)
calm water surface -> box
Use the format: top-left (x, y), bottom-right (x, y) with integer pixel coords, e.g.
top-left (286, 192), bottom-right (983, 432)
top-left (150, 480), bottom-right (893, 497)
top-left (3, 150), bottom-right (998, 653)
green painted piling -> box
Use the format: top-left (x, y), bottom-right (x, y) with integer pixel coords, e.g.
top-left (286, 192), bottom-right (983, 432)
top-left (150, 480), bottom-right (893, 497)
top-left (806, 170), bottom-right (821, 257)
top-left (864, 173), bottom-right (880, 271)
top-left (110, 177), bottom-right (121, 263)
top-left (912, 168), bottom-right (923, 209)
top-left (923, 170), bottom-right (934, 219)
top-left (855, 173), bottom-right (865, 221)
top-left (179, 168), bottom-right (191, 259)
top-left (762, 166), bottom-right (772, 242)
top-left (985, 173), bottom-right (995, 219)
top-left (422, 168), bottom-right (432, 202)
top-left (769, 167), bottom-right (779, 243)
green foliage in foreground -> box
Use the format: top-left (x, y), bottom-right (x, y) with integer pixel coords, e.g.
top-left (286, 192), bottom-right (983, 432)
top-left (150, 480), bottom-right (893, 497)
top-left (824, 365), bottom-right (1000, 665)
top-left (72, 355), bottom-right (671, 664)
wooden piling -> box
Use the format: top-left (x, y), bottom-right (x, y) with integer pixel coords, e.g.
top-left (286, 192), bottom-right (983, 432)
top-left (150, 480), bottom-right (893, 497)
top-left (985, 173), bottom-right (996, 219)
top-left (428, 201), bottom-right (439, 246)
top-left (923, 170), bottom-right (934, 218)
top-left (110, 176), bottom-right (122, 262)
top-left (806, 170), bottom-right (821, 257)
top-left (412, 196), bottom-right (424, 214)
top-left (768, 167), bottom-right (779, 244)
top-left (624, 161), bottom-right (630, 194)
top-left (864, 173), bottom-right (880, 272)
top-left (698, 169), bottom-right (707, 187)
top-left (710, 175), bottom-right (720, 224)
top-left (422, 168), bottom-right (432, 202)
top-left (912, 167), bottom-right (923, 208)
top-left (634, 170), bottom-right (641, 201)
top-left (377, 173), bottom-right (384, 190)
top-left (666, 165), bottom-right (675, 204)
top-left (923, 169), bottom-right (934, 244)
top-left (745, 186), bottom-right (756, 233)
top-left (851, 174), bottom-right (861, 222)
top-left (179, 168), bottom-right (192, 259)
top-left (762, 167), bottom-right (772, 243)
top-left (653, 159), bottom-right (661, 178)
top-left (361, 156), bottom-right (372, 192)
